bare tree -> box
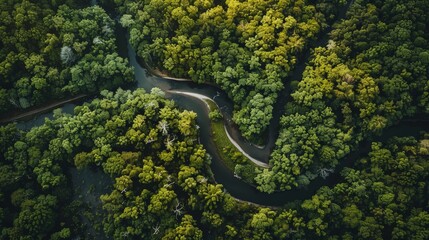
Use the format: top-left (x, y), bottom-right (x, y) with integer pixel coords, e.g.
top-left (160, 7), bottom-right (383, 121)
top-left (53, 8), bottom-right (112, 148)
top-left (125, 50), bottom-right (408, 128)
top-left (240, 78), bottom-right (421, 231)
top-left (158, 121), bottom-right (169, 135)
top-left (121, 188), bottom-right (127, 194)
top-left (165, 135), bottom-right (176, 148)
top-left (152, 225), bottom-right (160, 235)
top-left (163, 175), bottom-right (174, 188)
top-left (172, 201), bottom-right (184, 219)
top-left (163, 182), bottom-right (174, 188)
top-left (318, 168), bottom-right (334, 179)
top-left (60, 46), bottom-right (75, 65)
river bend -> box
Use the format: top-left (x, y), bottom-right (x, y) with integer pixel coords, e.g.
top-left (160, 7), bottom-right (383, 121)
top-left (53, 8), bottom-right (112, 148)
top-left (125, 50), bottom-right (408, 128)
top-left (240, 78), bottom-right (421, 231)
top-left (9, 1), bottom-right (429, 206)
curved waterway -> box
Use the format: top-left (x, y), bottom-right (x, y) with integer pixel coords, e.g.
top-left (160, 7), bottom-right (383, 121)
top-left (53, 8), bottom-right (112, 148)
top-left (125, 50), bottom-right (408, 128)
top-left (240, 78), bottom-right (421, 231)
top-left (121, 33), bottom-right (429, 205)
top-left (12, 2), bottom-right (429, 206)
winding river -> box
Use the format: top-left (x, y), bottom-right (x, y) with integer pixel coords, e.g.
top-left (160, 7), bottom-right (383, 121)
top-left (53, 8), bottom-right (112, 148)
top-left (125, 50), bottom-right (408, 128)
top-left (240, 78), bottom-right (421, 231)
top-left (9, 2), bottom-right (429, 206)
top-left (122, 34), bottom-right (429, 205)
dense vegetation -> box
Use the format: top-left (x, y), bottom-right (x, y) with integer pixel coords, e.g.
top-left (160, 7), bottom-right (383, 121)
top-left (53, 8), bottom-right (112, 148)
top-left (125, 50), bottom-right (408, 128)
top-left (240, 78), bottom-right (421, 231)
top-left (0, 0), bottom-right (133, 112)
top-left (1, 0), bottom-right (428, 239)
top-left (256, 0), bottom-right (429, 192)
top-left (300, 136), bottom-right (429, 239)
top-left (110, 0), bottom-right (346, 140)
top-left (0, 88), bottom-right (212, 238)
top-left (1, 89), bottom-right (428, 239)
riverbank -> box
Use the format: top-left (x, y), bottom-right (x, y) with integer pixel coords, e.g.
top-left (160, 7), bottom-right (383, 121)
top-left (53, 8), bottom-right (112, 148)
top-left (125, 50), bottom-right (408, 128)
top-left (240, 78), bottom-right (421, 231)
top-left (0, 94), bottom-right (88, 124)
top-left (169, 90), bottom-right (268, 170)
top-left (142, 56), bottom-right (276, 148)
top-left (143, 59), bottom-right (193, 82)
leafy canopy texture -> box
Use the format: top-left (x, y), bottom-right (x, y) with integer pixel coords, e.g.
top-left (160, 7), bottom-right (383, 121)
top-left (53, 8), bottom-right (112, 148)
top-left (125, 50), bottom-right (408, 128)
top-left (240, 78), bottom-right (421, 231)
top-left (258, 0), bottom-right (429, 191)
top-left (1, 88), bottom-right (428, 239)
top-left (112, 0), bottom-right (343, 140)
top-left (0, 1), bottom-right (133, 112)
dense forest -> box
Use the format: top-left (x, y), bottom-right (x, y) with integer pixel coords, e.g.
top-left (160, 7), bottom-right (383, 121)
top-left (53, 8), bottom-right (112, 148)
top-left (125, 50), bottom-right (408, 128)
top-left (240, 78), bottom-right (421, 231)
top-left (0, 0), bottom-right (428, 239)
top-left (258, 0), bottom-right (429, 192)
top-left (110, 0), bottom-right (347, 140)
top-left (0, 0), bottom-right (133, 112)
top-left (1, 89), bottom-right (428, 239)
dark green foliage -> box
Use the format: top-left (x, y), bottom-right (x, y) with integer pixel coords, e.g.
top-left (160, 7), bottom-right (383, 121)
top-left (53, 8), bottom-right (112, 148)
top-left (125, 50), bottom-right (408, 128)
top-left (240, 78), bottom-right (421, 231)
top-left (1, 0), bottom-right (429, 239)
top-left (114, 0), bottom-right (339, 140)
top-left (0, 1), bottom-right (133, 112)
top-left (2, 89), bottom-right (428, 239)
top-left (300, 136), bottom-right (429, 239)
top-left (0, 88), bottom-right (245, 239)
top-left (0, 122), bottom-right (77, 238)
top-left (260, 0), bottom-right (429, 191)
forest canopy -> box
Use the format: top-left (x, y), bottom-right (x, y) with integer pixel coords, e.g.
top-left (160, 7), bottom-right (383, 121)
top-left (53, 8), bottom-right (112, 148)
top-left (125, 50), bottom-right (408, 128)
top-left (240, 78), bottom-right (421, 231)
top-left (0, 0), bottom-right (133, 112)
top-left (0, 0), bottom-right (428, 239)
top-left (111, 0), bottom-right (346, 140)
top-left (0, 88), bottom-right (428, 239)
top-left (256, 0), bottom-right (429, 192)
